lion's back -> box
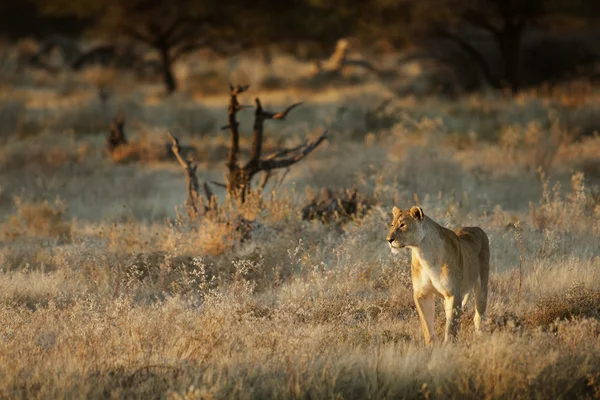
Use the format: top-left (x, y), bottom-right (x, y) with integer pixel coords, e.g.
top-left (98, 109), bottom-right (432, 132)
top-left (455, 226), bottom-right (490, 266)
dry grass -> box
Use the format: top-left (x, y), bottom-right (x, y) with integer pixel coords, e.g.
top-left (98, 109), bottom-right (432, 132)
top-left (1, 197), bottom-right (71, 242)
top-left (527, 283), bottom-right (600, 327)
top-left (0, 52), bottom-right (600, 399)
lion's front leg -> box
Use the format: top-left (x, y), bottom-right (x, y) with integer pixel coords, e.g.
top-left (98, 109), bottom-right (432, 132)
top-left (414, 292), bottom-right (437, 344)
top-left (443, 295), bottom-right (462, 343)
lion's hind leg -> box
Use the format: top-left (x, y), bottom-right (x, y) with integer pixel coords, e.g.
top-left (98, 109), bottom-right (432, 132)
top-left (461, 292), bottom-right (470, 308)
top-left (474, 236), bottom-right (490, 333)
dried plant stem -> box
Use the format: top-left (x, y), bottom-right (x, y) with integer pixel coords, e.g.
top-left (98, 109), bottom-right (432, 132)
top-left (514, 221), bottom-right (525, 304)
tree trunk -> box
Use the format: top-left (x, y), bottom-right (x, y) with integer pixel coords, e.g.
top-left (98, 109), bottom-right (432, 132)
top-left (437, 28), bottom-right (502, 90)
top-left (159, 44), bottom-right (177, 94)
top-left (499, 23), bottom-right (522, 94)
top-left (227, 168), bottom-right (254, 203)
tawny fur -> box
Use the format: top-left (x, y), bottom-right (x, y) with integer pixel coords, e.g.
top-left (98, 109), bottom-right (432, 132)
top-left (386, 206), bottom-right (490, 344)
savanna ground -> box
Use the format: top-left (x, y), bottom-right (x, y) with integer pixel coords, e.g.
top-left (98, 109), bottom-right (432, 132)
top-left (1, 50), bottom-right (600, 399)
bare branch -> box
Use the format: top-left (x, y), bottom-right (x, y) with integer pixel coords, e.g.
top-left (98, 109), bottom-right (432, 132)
top-left (269, 101), bottom-right (303, 120)
top-left (229, 83), bottom-right (250, 95)
top-left (172, 40), bottom-right (207, 61)
top-left (121, 25), bottom-right (154, 46)
top-left (168, 132), bottom-right (187, 169)
top-left (259, 130), bottom-right (329, 171)
top-left (221, 84), bottom-right (325, 202)
top-left (168, 132), bottom-right (200, 216)
top-left (342, 59), bottom-right (378, 73)
top-left (250, 97), bottom-right (266, 164)
top-left (220, 106), bottom-right (253, 130)
top-left (434, 26), bottom-right (502, 89)
top-left (202, 182), bottom-right (214, 202)
top-left (258, 170), bottom-right (272, 192)
top-left (226, 84), bottom-right (248, 170)
top-left (163, 17), bottom-right (184, 43)
top-left (263, 143), bottom-right (306, 160)
top-left (209, 180), bottom-right (227, 188)
top-left (312, 39), bottom-right (379, 78)
top-left (249, 98), bottom-right (303, 168)
top-left (275, 168), bottom-right (290, 189)
top-left (463, 10), bottom-right (502, 38)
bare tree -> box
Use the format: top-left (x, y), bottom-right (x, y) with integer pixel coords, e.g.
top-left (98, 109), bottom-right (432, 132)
top-left (35, 0), bottom-right (236, 94)
top-left (224, 84), bottom-right (328, 202)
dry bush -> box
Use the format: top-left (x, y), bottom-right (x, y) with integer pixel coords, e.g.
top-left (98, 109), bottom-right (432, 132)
top-left (529, 170), bottom-right (592, 232)
top-left (526, 283), bottom-right (600, 328)
top-left (1, 197), bottom-right (71, 242)
top-left (500, 116), bottom-right (574, 172)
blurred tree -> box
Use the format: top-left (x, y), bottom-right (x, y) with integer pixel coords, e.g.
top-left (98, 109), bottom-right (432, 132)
top-left (36, 0), bottom-right (365, 92)
top-left (410, 0), bottom-right (544, 93)
top-left (37, 0), bottom-right (240, 93)
top-left (352, 0), bottom-right (414, 50)
top-left (411, 0), bottom-right (600, 93)
top-left (0, 0), bottom-right (87, 40)
top-left (298, 0), bottom-right (414, 51)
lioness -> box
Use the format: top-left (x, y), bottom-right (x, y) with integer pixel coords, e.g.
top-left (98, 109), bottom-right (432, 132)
top-left (386, 206), bottom-right (490, 344)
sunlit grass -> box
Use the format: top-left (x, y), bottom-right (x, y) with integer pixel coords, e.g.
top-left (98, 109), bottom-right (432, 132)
top-left (0, 55), bottom-right (599, 398)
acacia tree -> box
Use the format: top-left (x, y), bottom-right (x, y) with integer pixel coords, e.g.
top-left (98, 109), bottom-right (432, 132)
top-left (411, 0), bottom-right (599, 93)
top-left (37, 0), bottom-right (238, 93)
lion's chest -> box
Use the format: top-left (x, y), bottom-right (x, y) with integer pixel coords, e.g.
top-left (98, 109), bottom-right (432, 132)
top-left (411, 249), bottom-right (453, 297)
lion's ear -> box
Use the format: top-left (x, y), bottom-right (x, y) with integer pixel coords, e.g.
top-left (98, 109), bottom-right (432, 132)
top-left (410, 206), bottom-right (424, 221)
top-left (392, 206), bottom-right (401, 218)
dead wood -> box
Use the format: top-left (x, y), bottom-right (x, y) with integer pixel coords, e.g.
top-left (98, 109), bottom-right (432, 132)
top-left (168, 132), bottom-right (214, 217)
top-left (224, 84), bottom-right (328, 202)
top-left (312, 39), bottom-right (379, 80)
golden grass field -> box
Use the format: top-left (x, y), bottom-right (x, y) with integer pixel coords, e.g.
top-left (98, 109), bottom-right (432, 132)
top-left (1, 52), bottom-right (600, 399)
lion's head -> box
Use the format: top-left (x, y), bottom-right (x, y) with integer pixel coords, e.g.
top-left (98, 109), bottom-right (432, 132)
top-left (386, 206), bottom-right (425, 253)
